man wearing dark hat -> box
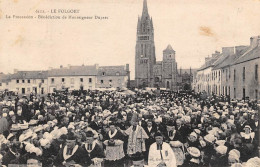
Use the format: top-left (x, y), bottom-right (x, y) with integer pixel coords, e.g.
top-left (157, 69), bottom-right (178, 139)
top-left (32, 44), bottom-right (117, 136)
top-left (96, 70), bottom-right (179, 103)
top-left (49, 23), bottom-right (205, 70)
top-left (130, 152), bottom-right (148, 167)
top-left (82, 130), bottom-right (105, 166)
top-left (148, 132), bottom-right (177, 167)
top-left (143, 119), bottom-right (156, 161)
top-left (164, 121), bottom-right (183, 143)
top-left (2, 140), bottom-right (22, 165)
top-left (55, 132), bottom-right (87, 166)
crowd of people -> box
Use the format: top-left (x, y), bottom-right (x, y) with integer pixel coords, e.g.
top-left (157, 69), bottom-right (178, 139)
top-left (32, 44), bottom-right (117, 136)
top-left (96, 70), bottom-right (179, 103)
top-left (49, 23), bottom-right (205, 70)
top-left (0, 88), bottom-right (259, 167)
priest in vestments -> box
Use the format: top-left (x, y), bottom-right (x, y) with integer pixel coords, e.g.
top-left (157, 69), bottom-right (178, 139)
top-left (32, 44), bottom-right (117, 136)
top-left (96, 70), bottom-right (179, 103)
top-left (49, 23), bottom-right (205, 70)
top-left (54, 132), bottom-right (88, 167)
top-left (118, 113), bottom-right (148, 156)
top-left (82, 130), bottom-right (105, 167)
top-left (148, 132), bottom-right (177, 167)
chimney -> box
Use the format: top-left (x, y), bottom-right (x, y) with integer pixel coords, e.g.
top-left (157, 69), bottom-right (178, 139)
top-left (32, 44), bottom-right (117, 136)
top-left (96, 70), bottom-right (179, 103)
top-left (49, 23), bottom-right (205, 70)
top-left (222, 47), bottom-right (235, 56)
top-left (94, 64), bottom-right (99, 69)
top-left (67, 64), bottom-right (71, 69)
top-left (126, 64), bottom-right (129, 71)
top-left (250, 37), bottom-right (254, 46)
top-left (60, 65), bottom-right (63, 69)
top-left (249, 36), bottom-right (260, 48)
top-left (13, 69), bottom-right (18, 74)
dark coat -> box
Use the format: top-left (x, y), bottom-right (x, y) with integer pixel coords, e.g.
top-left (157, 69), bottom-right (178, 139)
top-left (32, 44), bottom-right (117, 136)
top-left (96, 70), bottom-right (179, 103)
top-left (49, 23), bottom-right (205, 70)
top-left (54, 145), bottom-right (87, 166)
top-left (82, 142), bottom-right (105, 166)
top-left (2, 150), bottom-right (21, 165)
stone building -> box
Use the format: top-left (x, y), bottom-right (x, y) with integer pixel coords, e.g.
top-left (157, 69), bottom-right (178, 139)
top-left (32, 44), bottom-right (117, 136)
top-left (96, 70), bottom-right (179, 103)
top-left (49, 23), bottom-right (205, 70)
top-left (96, 64), bottom-right (130, 88)
top-left (135, 0), bottom-right (156, 88)
top-left (153, 45), bottom-right (178, 90)
top-left (0, 64), bottom-right (130, 95)
top-left (8, 71), bottom-right (48, 95)
top-left (230, 36), bottom-right (260, 100)
top-left (0, 73), bottom-right (11, 91)
top-left (135, 0), bottom-right (190, 90)
top-left (178, 68), bottom-right (196, 91)
top-left (194, 35), bottom-right (260, 100)
top-left (47, 65), bottom-right (98, 93)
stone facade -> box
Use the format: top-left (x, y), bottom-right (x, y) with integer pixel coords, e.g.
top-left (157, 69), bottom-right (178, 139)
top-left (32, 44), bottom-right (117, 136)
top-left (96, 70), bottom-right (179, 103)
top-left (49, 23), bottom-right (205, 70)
top-left (96, 65), bottom-right (130, 88)
top-left (135, 0), bottom-right (156, 88)
top-left (194, 36), bottom-right (260, 100)
top-left (7, 71), bottom-right (48, 95)
top-left (47, 65), bottom-right (98, 93)
top-left (0, 64), bottom-right (130, 95)
top-left (230, 36), bottom-right (260, 100)
top-left (135, 0), bottom-right (181, 90)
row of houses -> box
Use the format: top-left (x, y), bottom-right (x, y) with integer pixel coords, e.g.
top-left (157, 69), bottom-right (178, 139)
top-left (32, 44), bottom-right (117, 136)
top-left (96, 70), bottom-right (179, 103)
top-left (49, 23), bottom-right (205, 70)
top-left (0, 64), bottom-right (130, 95)
top-left (193, 36), bottom-right (260, 100)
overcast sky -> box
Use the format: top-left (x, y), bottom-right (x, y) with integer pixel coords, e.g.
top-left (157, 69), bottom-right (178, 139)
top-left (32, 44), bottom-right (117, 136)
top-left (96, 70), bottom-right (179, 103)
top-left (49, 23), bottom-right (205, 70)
top-left (1, 0), bottom-right (260, 79)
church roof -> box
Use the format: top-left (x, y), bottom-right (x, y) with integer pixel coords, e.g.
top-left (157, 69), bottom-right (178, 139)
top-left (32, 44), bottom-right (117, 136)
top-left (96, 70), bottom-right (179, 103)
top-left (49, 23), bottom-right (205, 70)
top-left (142, 0), bottom-right (149, 16)
top-left (164, 44), bottom-right (174, 51)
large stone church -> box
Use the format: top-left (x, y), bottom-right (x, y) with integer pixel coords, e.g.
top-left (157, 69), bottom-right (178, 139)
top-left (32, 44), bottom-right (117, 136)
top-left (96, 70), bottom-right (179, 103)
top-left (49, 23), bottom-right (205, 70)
top-left (135, 0), bottom-right (180, 90)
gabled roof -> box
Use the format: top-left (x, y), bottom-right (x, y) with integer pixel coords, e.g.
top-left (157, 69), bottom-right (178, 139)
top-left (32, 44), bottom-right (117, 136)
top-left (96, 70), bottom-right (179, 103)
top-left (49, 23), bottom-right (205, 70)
top-left (213, 46), bottom-right (249, 69)
top-left (0, 74), bottom-right (12, 82)
top-left (48, 65), bottom-right (97, 77)
top-left (165, 44), bottom-right (174, 51)
top-left (98, 66), bottom-right (127, 76)
top-left (11, 71), bottom-right (48, 79)
top-left (212, 54), bottom-right (230, 70)
top-left (233, 46), bottom-right (260, 65)
top-left (213, 54), bottom-right (235, 69)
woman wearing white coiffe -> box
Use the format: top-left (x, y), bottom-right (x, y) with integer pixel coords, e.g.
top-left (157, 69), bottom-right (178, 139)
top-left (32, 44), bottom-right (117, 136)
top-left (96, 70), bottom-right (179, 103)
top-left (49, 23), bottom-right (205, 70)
top-left (148, 132), bottom-right (177, 167)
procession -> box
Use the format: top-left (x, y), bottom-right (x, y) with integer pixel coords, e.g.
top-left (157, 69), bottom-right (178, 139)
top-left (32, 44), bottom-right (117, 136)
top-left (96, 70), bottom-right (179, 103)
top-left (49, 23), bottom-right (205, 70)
top-left (1, 0), bottom-right (260, 166)
top-left (0, 88), bottom-right (259, 167)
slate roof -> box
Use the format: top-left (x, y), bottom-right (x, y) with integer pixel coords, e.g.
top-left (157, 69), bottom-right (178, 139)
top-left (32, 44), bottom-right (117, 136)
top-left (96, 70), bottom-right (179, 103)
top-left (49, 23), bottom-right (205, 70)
top-left (164, 44), bottom-right (174, 51)
top-left (11, 71), bottom-right (48, 79)
top-left (48, 65), bottom-right (98, 77)
top-left (98, 66), bottom-right (128, 76)
top-left (0, 74), bottom-right (12, 82)
top-left (233, 46), bottom-right (260, 65)
top-left (213, 54), bottom-right (235, 69)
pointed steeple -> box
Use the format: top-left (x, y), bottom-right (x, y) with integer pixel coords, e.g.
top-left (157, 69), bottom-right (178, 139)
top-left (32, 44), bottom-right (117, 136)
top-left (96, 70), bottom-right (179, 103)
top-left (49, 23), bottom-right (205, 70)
top-left (165, 44), bottom-right (174, 51)
top-left (142, 0), bottom-right (149, 16)
top-left (151, 17), bottom-right (154, 29)
top-left (137, 16), bottom-right (141, 30)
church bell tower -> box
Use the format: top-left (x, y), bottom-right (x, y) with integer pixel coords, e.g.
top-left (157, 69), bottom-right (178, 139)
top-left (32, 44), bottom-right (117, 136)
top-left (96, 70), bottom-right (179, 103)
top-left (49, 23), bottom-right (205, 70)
top-left (135, 0), bottom-right (156, 88)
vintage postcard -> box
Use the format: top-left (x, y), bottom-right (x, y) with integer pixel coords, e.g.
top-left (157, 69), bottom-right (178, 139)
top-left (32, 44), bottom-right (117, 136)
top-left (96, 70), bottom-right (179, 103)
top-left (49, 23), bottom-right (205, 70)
top-left (0, 0), bottom-right (259, 167)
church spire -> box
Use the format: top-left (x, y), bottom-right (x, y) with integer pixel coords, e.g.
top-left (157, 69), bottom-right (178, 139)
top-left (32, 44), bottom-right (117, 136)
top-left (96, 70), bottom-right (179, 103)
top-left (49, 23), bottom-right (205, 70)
top-left (151, 17), bottom-right (154, 29)
top-left (142, 0), bottom-right (149, 16)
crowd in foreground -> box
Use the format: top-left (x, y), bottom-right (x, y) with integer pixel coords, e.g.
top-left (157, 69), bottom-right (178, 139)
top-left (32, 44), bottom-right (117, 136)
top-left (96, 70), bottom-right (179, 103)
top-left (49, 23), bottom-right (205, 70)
top-left (0, 89), bottom-right (259, 167)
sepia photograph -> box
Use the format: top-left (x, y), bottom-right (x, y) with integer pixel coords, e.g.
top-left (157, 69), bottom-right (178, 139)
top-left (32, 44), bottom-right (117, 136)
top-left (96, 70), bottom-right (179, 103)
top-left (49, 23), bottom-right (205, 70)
top-left (0, 0), bottom-right (260, 166)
